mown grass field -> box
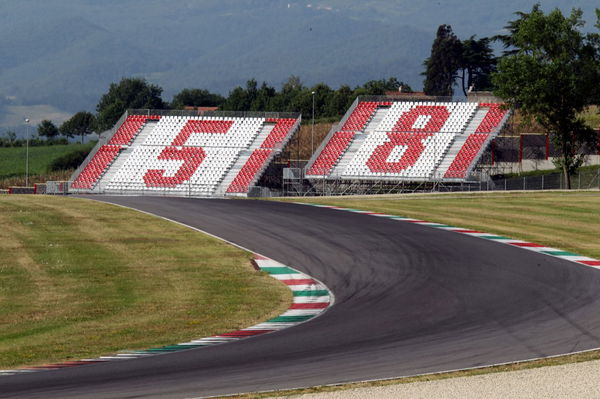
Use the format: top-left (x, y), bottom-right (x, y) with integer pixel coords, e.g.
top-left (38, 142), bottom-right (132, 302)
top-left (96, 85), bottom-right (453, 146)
top-left (0, 196), bottom-right (291, 368)
top-left (0, 143), bottom-right (94, 180)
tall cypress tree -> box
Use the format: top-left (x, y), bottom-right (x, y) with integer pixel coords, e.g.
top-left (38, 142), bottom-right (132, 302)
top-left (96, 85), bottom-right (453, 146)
top-left (423, 25), bottom-right (463, 97)
top-left (458, 36), bottom-right (497, 96)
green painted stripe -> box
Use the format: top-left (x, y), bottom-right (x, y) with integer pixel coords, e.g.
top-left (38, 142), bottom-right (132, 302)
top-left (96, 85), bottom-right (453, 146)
top-left (480, 235), bottom-right (512, 240)
top-left (293, 290), bottom-right (329, 297)
top-left (541, 250), bottom-right (580, 256)
top-left (142, 347), bottom-right (182, 352)
top-left (268, 315), bottom-right (315, 323)
top-left (427, 224), bottom-right (452, 228)
top-left (260, 266), bottom-right (298, 275)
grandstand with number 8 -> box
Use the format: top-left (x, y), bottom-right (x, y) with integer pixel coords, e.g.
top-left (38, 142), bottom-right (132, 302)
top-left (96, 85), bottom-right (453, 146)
top-left (305, 97), bottom-right (510, 183)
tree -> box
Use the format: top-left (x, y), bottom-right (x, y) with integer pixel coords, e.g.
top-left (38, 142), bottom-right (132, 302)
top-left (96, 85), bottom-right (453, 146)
top-left (423, 25), bottom-right (463, 96)
top-left (37, 120), bottom-right (59, 139)
top-left (457, 36), bottom-right (496, 96)
top-left (170, 88), bottom-right (225, 109)
top-left (251, 82), bottom-right (277, 111)
top-left (96, 78), bottom-right (165, 131)
top-left (220, 79), bottom-right (260, 111)
top-left (492, 5), bottom-right (600, 188)
top-left (60, 112), bottom-right (96, 144)
top-left (326, 84), bottom-right (354, 117)
top-left (357, 77), bottom-right (412, 96)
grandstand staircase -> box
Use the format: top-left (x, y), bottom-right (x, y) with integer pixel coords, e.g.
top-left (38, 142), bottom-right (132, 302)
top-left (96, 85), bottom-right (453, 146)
top-left (97, 121), bottom-right (158, 190)
top-left (435, 107), bottom-right (487, 178)
top-left (131, 121), bottom-right (158, 146)
top-left (331, 108), bottom-right (387, 176)
top-left (215, 124), bottom-right (275, 195)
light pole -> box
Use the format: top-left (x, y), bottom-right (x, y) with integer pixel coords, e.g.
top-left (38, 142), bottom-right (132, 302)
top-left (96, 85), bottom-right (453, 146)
top-left (25, 118), bottom-right (30, 187)
top-left (311, 91), bottom-right (315, 156)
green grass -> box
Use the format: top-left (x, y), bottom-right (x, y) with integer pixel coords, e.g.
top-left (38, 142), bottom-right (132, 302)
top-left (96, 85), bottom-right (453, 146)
top-left (0, 143), bottom-right (95, 180)
top-left (278, 191), bottom-right (600, 260)
top-left (0, 196), bottom-right (291, 368)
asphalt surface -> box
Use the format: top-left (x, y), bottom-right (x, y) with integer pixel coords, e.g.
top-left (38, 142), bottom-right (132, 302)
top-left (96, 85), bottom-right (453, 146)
top-left (2, 196), bottom-right (600, 399)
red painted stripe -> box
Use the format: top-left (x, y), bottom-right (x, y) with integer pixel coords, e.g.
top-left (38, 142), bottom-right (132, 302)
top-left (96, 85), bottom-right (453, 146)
top-left (281, 279), bottom-right (316, 285)
top-left (290, 302), bottom-right (329, 309)
top-left (29, 364), bottom-right (69, 369)
top-left (578, 260), bottom-right (600, 266)
top-left (63, 360), bottom-right (100, 365)
top-left (455, 229), bottom-right (483, 234)
top-left (254, 254), bottom-right (269, 260)
top-left (406, 220), bottom-right (427, 223)
top-left (510, 242), bottom-right (545, 247)
top-left (219, 330), bottom-right (273, 337)
top-left (366, 212), bottom-right (385, 215)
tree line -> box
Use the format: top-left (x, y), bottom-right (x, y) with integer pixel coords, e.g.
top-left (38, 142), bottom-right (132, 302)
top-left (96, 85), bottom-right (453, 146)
top-left (26, 76), bottom-right (412, 145)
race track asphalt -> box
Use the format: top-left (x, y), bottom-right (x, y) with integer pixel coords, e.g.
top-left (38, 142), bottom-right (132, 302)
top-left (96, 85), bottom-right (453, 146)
top-left (2, 196), bottom-right (600, 399)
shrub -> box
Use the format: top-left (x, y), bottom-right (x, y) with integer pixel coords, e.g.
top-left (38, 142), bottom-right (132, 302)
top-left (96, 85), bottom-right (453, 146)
top-left (49, 147), bottom-right (92, 171)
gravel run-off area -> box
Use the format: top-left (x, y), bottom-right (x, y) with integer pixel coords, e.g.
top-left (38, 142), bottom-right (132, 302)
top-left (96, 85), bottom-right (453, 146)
top-left (275, 360), bottom-right (600, 399)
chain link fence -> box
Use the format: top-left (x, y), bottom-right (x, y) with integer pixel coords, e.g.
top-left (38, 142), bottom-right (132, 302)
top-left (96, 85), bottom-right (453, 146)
top-left (438, 169), bottom-right (600, 192)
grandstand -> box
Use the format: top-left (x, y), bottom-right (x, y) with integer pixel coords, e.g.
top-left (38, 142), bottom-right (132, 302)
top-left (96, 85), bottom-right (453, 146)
top-left (69, 110), bottom-right (300, 197)
top-left (305, 97), bottom-right (510, 186)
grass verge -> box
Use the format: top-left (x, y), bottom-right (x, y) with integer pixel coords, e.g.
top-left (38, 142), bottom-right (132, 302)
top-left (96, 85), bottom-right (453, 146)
top-left (0, 195), bottom-right (291, 368)
top-left (278, 191), bottom-right (600, 259)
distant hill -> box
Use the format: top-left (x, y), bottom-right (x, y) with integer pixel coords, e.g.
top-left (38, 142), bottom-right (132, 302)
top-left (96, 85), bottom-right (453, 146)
top-left (0, 0), bottom-right (597, 131)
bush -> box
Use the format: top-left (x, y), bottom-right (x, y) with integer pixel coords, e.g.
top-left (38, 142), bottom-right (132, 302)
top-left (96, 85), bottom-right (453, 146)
top-left (49, 147), bottom-right (92, 171)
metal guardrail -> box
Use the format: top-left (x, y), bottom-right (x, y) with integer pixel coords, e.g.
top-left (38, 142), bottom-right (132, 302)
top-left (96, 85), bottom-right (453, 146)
top-left (356, 95), bottom-right (506, 104)
top-left (127, 109), bottom-right (301, 119)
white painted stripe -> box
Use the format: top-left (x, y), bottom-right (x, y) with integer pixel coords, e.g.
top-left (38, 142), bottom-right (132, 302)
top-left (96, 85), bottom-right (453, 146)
top-left (279, 309), bottom-right (324, 316)
top-left (514, 246), bottom-right (558, 253)
top-left (568, 256), bottom-right (599, 261)
top-left (255, 259), bottom-right (289, 268)
top-left (250, 322), bottom-right (298, 328)
top-left (288, 284), bottom-right (324, 291)
top-left (270, 273), bottom-right (311, 280)
top-left (292, 296), bottom-right (331, 303)
top-left (190, 337), bottom-right (238, 343)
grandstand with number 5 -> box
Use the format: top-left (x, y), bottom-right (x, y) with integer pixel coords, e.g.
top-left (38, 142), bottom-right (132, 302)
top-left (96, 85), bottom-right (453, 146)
top-left (69, 111), bottom-right (300, 197)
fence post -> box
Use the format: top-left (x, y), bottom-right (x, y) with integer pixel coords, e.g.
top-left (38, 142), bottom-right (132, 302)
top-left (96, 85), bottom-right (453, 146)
top-left (523, 177), bottom-right (526, 191)
top-left (542, 175), bottom-right (544, 190)
top-left (504, 179), bottom-right (507, 191)
top-left (560, 173), bottom-right (563, 189)
top-left (578, 173), bottom-right (581, 190)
